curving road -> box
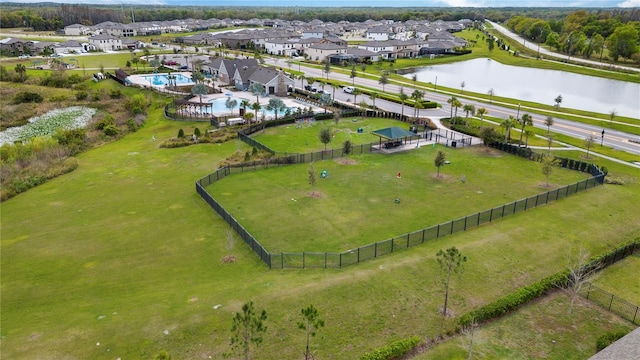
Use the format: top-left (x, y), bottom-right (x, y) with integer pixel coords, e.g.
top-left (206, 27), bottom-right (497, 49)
top-left (485, 20), bottom-right (640, 73)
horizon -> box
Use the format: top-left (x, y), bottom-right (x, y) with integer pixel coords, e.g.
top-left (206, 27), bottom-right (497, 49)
top-left (7, 0), bottom-right (640, 7)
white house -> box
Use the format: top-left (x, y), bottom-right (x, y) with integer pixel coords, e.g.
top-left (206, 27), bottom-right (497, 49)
top-left (264, 39), bottom-right (297, 56)
top-left (64, 24), bottom-right (89, 36)
top-left (54, 40), bottom-right (87, 54)
top-left (366, 25), bottom-right (392, 41)
top-left (88, 35), bottom-right (123, 52)
top-left (301, 30), bottom-right (323, 39)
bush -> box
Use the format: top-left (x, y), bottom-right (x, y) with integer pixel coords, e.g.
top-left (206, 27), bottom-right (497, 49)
top-left (75, 91), bottom-right (88, 100)
top-left (596, 331), bottom-right (628, 352)
top-left (109, 88), bottom-right (122, 98)
top-left (103, 124), bottom-right (119, 137)
top-left (94, 115), bottom-right (115, 130)
top-left (459, 271), bottom-right (568, 327)
top-left (126, 94), bottom-right (148, 115)
top-left (194, 127), bottom-right (201, 137)
top-left (177, 128), bottom-right (185, 138)
top-left (359, 336), bottom-right (421, 360)
top-left (13, 91), bottom-right (44, 104)
top-left (49, 94), bottom-right (68, 102)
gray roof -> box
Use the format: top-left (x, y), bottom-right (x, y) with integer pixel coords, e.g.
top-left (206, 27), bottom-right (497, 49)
top-left (589, 328), bottom-right (640, 360)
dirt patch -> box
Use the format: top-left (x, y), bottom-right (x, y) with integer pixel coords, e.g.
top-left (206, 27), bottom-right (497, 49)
top-left (221, 255), bottom-right (236, 263)
top-left (431, 173), bottom-right (451, 180)
top-left (476, 147), bottom-right (503, 157)
top-left (335, 158), bottom-right (358, 165)
top-left (537, 182), bottom-right (558, 189)
top-left (308, 191), bottom-right (323, 198)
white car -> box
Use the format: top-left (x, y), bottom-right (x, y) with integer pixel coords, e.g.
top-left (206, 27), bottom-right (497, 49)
top-left (18, 54), bottom-right (30, 59)
top-left (343, 86), bottom-right (355, 94)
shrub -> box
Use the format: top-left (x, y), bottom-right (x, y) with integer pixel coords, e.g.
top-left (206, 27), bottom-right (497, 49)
top-left (103, 124), bottom-right (119, 137)
top-left (359, 336), bottom-right (421, 360)
top-left (177, 128), bottom-right (185, 138)
top-left (244, 151), bottom-right (250, 161)
top-left (13, 91), bottom-right (44, 104)
top-left (75, 91), bottom-right (88, 100)
top-left (596, 331), bottom-right (628, 352)
top-left (109, 88), bottom-right (122, 98)
top-left (94, 115), bottom-right (115, 130)
top-left (194, 127), bottom-right (201, 137)
top-left (126, 93), bottom-right (148, 115)
top-left (49, 94), bottom-right (68, 102)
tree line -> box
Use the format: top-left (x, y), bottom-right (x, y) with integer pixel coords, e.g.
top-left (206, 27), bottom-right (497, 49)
top-left (505, 9), bottom-right (640, 62)
top-left (2, 3), bottom-right (637, 31)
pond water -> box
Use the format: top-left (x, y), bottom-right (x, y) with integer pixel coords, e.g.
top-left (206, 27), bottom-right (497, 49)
top-left (404, 58), bottom-right (640, 119)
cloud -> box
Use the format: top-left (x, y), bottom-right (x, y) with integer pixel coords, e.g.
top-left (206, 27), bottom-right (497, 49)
top-left (617, 0), bottom-right (640, 6)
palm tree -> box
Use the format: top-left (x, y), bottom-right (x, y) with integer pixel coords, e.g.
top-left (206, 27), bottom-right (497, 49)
top-left (350, 65), bottom-right (357, 85)
top-left (251, 102), bottom-right (262, 123)
top-left (323, 58), bottom-right (331, 79)
top-left (379, 71), bottom-right (389, 92)
top-left (463, 104), bottom-right (475, 124)
top-left (476, 107), bottom-right (488, 128)
top-left (331, 83), bottom-right (339, 101)
top-left (225, 97), bottom-right (238, 115)
top-left (524, 129), bottom-right (535, 147)
top-left (447, 97), bottom-right (462, 124)
top-left (240, 99), bottom-right (251, 119)
top-left (518, 113), bottom-right (533, 147)
top-left (351, 88), bottom-right (360, 104)
top-left (250, 83), bottom-right (265, 103)
top-left (191, 83), bottom-right (208, 105)
top-left (369, 92), bottom-right (378, 108)
top-left (487, 88), bottom-right (495, 104)
top-left (501, 116), bottom-right (517, 142)
top-left (411, 89), bottom-right (424, 118)
top-left (411, 74), bottom-right (417, 88)
top-left (399, 88), bottom-right (409, 119)
top-left (544, 115), bottom-right (554, 133)
top-left (266, 98), bottom-right (286, 121)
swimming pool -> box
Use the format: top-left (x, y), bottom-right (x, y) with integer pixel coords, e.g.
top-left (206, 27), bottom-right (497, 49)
top-left (141, 73), bottom-right (193, 86)
top-left (208, 97), bottom-right (249, 113)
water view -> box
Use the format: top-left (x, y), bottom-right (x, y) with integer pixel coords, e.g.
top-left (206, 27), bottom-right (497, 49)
top-left (404, 58), bottom-right (640, 119)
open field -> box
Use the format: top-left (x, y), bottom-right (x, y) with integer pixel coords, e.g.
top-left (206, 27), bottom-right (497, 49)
top-left (207, 145), bottom-right (589, 252)
top-left (593, 255), bottom-right (640, 304)
top-left (2, 93), bottom-right (640, 359)
top-left (413, 291), bottom-right (635, 360)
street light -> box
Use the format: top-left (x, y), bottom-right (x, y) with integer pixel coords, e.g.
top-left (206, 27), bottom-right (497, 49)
top-left (434, 76), bottom-right (438, 91)
top-left (601, 129), bottom-right (605, 146)
top-left (516, 103), bottom-right (521, 120)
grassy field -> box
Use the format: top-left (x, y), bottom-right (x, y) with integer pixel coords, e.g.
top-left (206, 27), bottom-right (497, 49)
top-left (207, 145), bottom-right (588, 253)
top-left (413, 291), bottom-right (635, 360)
top-left (2, 90), bottom-right (640, 360)
top-left (593, 255), bottom-right (640, 304)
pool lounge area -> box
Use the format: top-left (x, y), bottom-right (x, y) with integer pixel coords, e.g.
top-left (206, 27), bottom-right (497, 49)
top-left (126, 72), bottom-right (195, 88)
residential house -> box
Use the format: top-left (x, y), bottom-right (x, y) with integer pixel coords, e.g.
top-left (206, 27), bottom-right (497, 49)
top-left (0, 38), bottom-right (33, 55)
top-left (366, 25), bottom-right (392, 41)
top-left (302, 30), bottom-right (324, 39)
top-left (305, 42), bottom-right (347, 62)
top-left (209, 58), bottom-right (259, 85)
top-left (54, 40), bottom-right (87, 54)
top-left (88, 35), bottom-right (123, 52)
top-left (357, 41), bottom-right (395, 60)
top-left (64, 23), bottom-right (90, 36)
top-left (247, 67), bottom-right (294, 96)
top-left (264, 39), bottom-right (298, 56)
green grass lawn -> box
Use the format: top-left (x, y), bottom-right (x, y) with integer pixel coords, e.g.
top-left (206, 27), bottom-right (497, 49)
top-left (253, 117), bottom-right (413, 153)
top-left (1, 85), bottom-right (640, 359)
top-left (593, 255), bottom-right (640, 304)
top-left (207, 145), bottom-right (589, 253)
top-left (413, 291), bottom-right (635, 360)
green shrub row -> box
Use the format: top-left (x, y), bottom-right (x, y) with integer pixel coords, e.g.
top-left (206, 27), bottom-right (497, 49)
top-left (595, 331), bottom-right (628, 352)
top-left (459, 272), bottom-right (568, 327)
top-left (359, 336), bottom-right (421, 360)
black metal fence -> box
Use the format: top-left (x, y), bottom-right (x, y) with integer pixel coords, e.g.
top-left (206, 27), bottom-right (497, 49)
top-left (581, 280), bottom-right (640, 325)
top-left (196, 140), bottom-right (606, 269)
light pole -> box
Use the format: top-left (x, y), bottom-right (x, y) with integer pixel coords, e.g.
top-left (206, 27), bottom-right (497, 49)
top-left (567, 38), bottom-right (572, 61)
top-left (516, 103), bottom-right (521, 120)
top-left (434, 76), bottom-right (438, 91)
top-left (601, 129), bottom-right (605, 146)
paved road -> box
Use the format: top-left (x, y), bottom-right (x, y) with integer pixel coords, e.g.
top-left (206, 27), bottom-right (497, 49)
top-left (271, 59), bottom-right (640, 156)
top-left (486, 20), bottom-right (640, 73)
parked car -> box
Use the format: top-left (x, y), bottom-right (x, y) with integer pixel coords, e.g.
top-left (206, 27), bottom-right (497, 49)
top-left (18, 54), bottom-right (30, 59)
top-left (165, 60), bottom-right (178, 66)
top-left (304, 85), bottom-right (317, 92)
top-left (319, 89), bottom-right (331, 95)
top-left (343, 86), bottom-right (355, 93)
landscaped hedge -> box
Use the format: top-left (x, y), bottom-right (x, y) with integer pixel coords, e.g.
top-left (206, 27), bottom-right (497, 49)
top-left (459, 271), bottom-right (568, 327)
top-left (359, 336), bottom-right (421, 360)
top-left (595, 331), bottom-right (628, 352)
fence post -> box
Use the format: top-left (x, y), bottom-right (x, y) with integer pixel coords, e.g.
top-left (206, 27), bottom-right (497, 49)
top-left (477, 212), bottom-right (480, 226)
top-left (525, 197), bottom-right (528, 210)
top-left (490, 208), bottom-right (494, 222)
top-left (407, 233), bottom-right (410, 248)
top-left (450, 221), bottom-right (454, 234)
top-left (609, 294), bottom-right (614, 311)
top-left (282, 253), bottom-right (284, 269)
top-left (422, 229), bottom-right (426, 243)
top-left (340, 253), bottom-right (342, 268)
top-left (437, 224), bottom-right (440, 238)
top-left (586, 283), bottom-right (592, 300)
top-left (391, 238), bottom-right (394, 253)
top-left (303, 252), bottom-right (306, 269)
top-left (464, 216), bottom-right (468, 230)
top-left (375, 242), bottom-right (378, 257)
top-left (357, 247), bottom-right (360, 263)
top-left (634, 306), bottom-right (639, 325)
top-left (325, 252), bottom-right (327, 269)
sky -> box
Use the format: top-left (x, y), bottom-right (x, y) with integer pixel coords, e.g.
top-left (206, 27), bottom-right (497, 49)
top-left (10, 0), bottom-right (640, 7)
